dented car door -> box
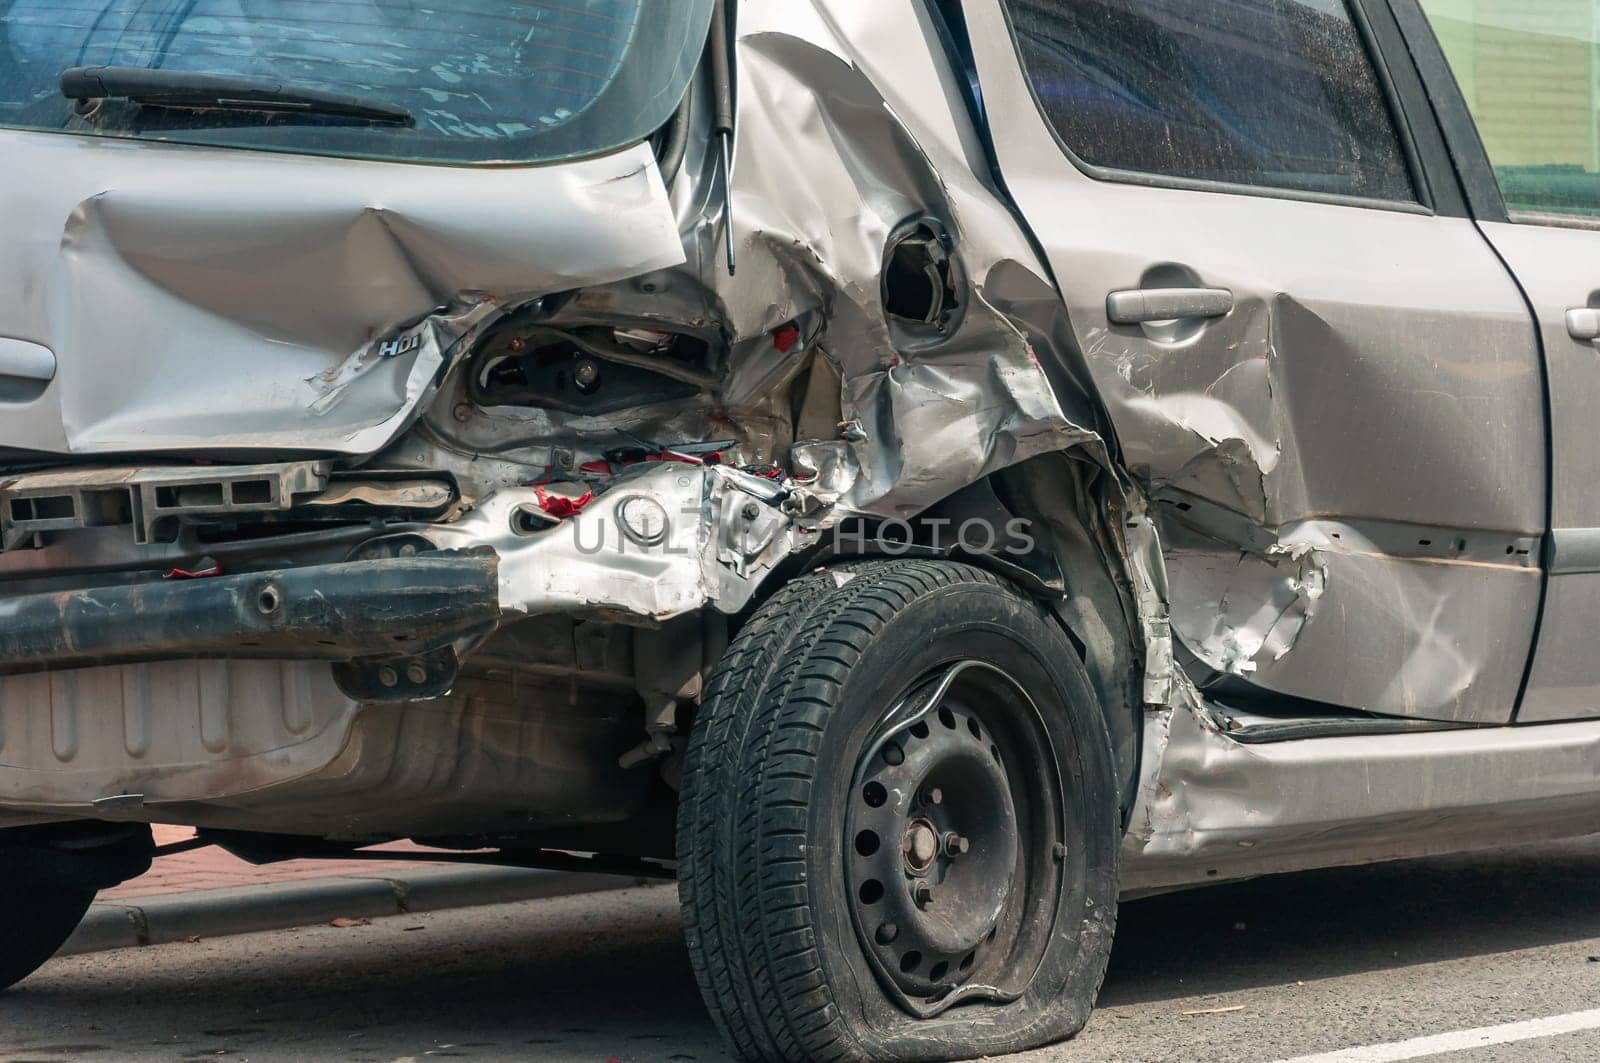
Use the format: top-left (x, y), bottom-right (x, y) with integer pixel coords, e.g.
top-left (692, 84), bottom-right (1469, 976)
top-left (964, 0), bottom-right (1547, 723)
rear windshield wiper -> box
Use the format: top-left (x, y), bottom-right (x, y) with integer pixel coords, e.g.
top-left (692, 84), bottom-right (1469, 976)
top-left (59, 66), bottom-right (413, 125)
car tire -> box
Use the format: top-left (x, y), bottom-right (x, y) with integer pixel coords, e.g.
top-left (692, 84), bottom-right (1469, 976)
top-left (678, 559), bottom-right (1120, 1062)
top-left (0, 863), bottom-right (95, 991)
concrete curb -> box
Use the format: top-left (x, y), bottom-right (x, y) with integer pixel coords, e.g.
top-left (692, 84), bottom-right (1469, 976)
top-left (61, 866), bottom-right (657, 956)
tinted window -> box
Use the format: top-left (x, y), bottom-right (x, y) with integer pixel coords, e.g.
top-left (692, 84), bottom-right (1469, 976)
top-left (0, 0), bottom-right (712, 166)
top-left (1009, 0), bottom-right (1417, 201)
top-left (1420, 0), bottom-right (1600, 219)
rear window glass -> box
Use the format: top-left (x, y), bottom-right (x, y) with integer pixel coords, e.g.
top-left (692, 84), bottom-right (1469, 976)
top-left (1007, 0), bottom-right (1417, 203)
top-left (0, 0), bottom-right (712, 166)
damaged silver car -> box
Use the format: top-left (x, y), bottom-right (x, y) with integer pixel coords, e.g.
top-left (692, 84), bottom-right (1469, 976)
top-left (5, 0), bottom-right (1600, 1057)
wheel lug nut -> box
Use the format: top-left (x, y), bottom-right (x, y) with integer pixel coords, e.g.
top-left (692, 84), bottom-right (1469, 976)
top-left (875, 922), bottom-right (899, 945)
top-left (913, 882), bottom-right (934, 909)
top-left (942, 833), bottom-right (969, 857)
top-left (924, 787), bottom-right (943, 806)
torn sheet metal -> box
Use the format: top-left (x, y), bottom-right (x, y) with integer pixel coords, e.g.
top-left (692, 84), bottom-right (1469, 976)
top-left (1077, 281), bottom-right (1544, 719)
top-left (0, 134), bottom-right (683, 456)
top-left (1160, 506), bottom-right (1542, 721)
top-left (1120, 693), bottom-right (1600, 894)
top-left (4, 0), bottom-right (1583, 892)
top-left (1175, 549), bottom-right (1540, 721)
top-left (0, 0), bottom-right (1167, 738)
top-left (1164, 534), bottom-right (1329, 679)
top-left (0, 0), bottom-right (1549, 726)
top-left (415, 0), bottom-right (1110, 528)
top-left (422, 463), bottom-right (814, 623)
top-left (717, 0), bottom-right (1105, 517)
top-left (303, 295), bottom-right (502, 441)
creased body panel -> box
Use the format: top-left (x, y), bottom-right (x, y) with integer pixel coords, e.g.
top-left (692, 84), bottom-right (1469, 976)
top-left (715, 0), bottom-right (1104, 517)
top-left (383, 0), bottom-right (1109, 526)
top-left (1040, 193), bottom-right (1545, 722)
top-left (0, 132), bottom-right (684, 456)
top-left (959, 0), bottom-right (1545, 722)
top-left (1065, 214), bottom-right (1540, 533)
top-left (1170, 548), bottom-right (1538, 720)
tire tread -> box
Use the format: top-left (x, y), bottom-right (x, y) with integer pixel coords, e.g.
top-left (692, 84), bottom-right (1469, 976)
top-left (678, 560), bottom-right (1106, 1062)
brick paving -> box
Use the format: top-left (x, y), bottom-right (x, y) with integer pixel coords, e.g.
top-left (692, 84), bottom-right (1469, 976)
top-left (103, 825), bottom-right (446, 900)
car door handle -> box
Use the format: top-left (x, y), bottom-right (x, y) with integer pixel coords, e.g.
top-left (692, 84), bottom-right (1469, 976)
top-left (0, 337), bottom-right (56, 383)
top-left (1106, 287), bottom-right (1234, 325)
top-left (1566, 308), bottom-right (1600, 341)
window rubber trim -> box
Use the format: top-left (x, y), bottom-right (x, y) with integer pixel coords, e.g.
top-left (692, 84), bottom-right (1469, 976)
top-left (1379, 0), bottom-right (1510, 223)
top-left (1348, 0), bottom-right (1464, 217)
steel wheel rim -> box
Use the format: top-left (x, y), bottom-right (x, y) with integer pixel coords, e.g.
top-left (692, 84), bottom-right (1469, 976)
top-left (844, 659), bottom-right (1066, 1018)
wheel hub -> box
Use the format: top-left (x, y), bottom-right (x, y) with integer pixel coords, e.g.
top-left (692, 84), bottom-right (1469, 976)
top-left (903, 818), bottom-right (940, 873)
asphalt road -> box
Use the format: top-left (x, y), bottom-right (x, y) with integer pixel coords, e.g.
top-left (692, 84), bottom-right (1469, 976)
top-left (4, 838), bottom-right (1600, 1063)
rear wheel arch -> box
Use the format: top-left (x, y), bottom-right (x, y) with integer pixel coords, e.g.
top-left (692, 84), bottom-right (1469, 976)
top-left (748, 462), bottom-right (1146, 816)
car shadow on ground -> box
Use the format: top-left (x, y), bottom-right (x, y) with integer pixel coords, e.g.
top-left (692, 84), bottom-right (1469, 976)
top-left (1102, 836), bottom-right (1600, 1007)
top-left (3, 839), bottom-right (1599, 1061)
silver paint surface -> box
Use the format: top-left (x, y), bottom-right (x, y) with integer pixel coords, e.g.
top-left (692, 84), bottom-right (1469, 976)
top-left (0, 133), bottom-right (684, 455)
top-left (1476, 221), bottom-right (1600, 723)
top-left (0, 0), bottom-right (1592, 887)
top-left (960, 0), bottom-right (1545, 724)
top-left (1122, 695), bottom-right (1600, 892)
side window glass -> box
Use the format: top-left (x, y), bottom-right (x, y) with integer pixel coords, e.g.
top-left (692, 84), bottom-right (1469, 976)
top-left (1008, 0), bottom-right (1417, 202)
top-left (1420, 1), bottom-right (1600, 220)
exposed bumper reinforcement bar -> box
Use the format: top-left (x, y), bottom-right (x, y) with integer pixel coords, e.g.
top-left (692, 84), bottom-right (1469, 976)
top-left (0, 551), bottom-right (499, 677)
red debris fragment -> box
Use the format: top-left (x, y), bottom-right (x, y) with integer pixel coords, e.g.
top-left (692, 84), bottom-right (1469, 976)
top-left (535, 484), bottom-right (594, 519)
top-left (164, 560), bottom-right (223, 580)
top-left (773, 323), bottom-right (801, 353)
top-left (578, 459), bottom-right (613, 475)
